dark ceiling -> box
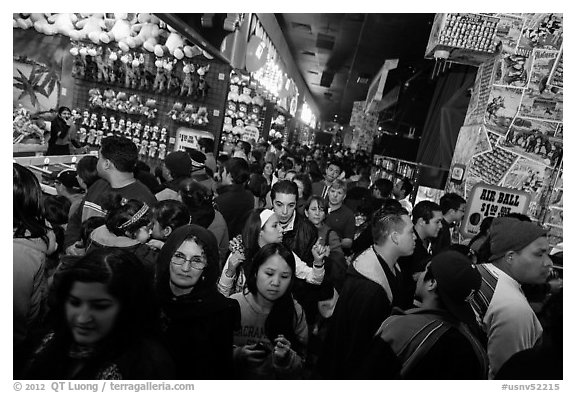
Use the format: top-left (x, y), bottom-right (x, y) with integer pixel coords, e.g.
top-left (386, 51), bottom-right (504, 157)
top-left (275, 13), bottom-right (436, 124)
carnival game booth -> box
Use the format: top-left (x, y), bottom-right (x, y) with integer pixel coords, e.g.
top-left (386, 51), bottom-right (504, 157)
top-left (13, 13), bottom-right (234, 172)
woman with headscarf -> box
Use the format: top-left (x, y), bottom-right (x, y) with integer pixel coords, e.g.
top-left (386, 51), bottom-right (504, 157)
top-left (155, 225), bottom-right (240, 379)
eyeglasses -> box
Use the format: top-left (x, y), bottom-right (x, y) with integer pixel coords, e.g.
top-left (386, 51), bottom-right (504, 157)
top-left (171, 252), bottom-right (207, 270)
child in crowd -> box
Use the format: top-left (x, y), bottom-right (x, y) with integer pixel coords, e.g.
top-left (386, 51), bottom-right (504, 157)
top-left (147, 199), bottom-right (190, 250)
top-left (86, 194), bottom-right (156, 277)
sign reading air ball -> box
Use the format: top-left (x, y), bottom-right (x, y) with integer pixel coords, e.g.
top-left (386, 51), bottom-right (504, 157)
top-left (460, 182), bottom-right (531, 238)
top-left (246, 35), bottom-right (268, 72)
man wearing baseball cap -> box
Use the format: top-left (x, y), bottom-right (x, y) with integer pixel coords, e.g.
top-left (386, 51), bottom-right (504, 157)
top-left (54, 169), bottom-right (84, 219)
top-left (470, 217), bottom-right (552, 379)
top-left (360, 250), bottom-right (488, 379)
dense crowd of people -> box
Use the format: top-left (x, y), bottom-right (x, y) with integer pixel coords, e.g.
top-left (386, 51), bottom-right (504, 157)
top-left (13, 135), bottom-right (562, 380)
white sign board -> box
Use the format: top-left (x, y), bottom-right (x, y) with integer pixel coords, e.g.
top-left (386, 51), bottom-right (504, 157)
top-left (174, 127), bottom-right (214, 152)
top-left (460, 182), bottom-right (531, 238)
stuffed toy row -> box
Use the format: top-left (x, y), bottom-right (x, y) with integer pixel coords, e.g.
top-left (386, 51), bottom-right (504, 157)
top-left (71, 43), bottom-right (211, 98)
top-left (167, 102), bottom-right (210, 126)
top-left (75, 109), bottom-right (172, 155)
top-left (14, 13), bottom-right (214, 60)
top-left (87, 88), bottom-right (158, 118)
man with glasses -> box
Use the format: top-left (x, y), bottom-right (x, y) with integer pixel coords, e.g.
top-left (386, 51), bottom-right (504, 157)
top-left (431, 192), bottom-right (467, 255)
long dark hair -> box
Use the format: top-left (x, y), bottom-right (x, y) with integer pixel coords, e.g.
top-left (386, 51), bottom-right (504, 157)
top-left (178, 179), bottom-right (215, 228)
top-left (13, 163), bottom-right (50, 245)
top-left (151, 200), bottom-right (190, 233)
top-left (240, 208), bottom-right (268, 276)
top-left (245, 243), bottom-right (300, 349)
top-left (25, 248), bottom-right (161, 379)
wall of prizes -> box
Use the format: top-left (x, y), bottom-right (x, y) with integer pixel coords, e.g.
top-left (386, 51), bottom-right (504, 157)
top-left (444, 13), bottom-right (563, 245)
top-left (13, 13), bottom-right (232, 167)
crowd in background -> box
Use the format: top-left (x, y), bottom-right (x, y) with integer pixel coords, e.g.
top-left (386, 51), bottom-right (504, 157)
top-left (13, 135), bottom-right (562, 380)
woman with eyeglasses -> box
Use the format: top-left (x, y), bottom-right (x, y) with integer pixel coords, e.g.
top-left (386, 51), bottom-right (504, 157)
top-left (23, 248), bottom-right (174, 380)
top-left (231, 243), bottom-right (308, 379)
top-left (156, 224), bottom-right (240, 379)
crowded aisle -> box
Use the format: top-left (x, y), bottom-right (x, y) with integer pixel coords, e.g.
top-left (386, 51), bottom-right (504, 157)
top-left (13, 12), bottom-right (563, 381)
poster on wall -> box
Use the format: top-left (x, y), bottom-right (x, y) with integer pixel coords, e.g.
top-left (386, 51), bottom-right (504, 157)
top-left (518, 87), bottom-right (562, 122)
top-left (517, 13), bottom-right (563, 55)
top-left (465, 132), bottom-right (518, 197)
top-left (548, 48), bottom-right (563, 89)
top-left (493, 52), bottom-right (531, 88)
top-left (495, 14), bottom-right (525, 54)
top-left (452, 125), bottom-right (492, 167)
top-left (555, 124), bottom-right (563, 137)
top-left (483, 85), bottom-right (524, 135)
top-left (498, 119), bottom-right (562, 168)
top-left (501, 156), bottom-right (553, 218)
top-left (460, 182), bottom-right (531, 238)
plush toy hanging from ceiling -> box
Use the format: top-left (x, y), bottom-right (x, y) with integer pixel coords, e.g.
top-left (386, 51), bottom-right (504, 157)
top-left (43, 13), bottom-right (82, 40)
top-left (102, 13), bottom-right (136, 52)
top-left (75, 13), bottom-right (108, 44)
top-left (180, 62), bottom-right (198, 97)
top-left (155, 25), bottom-right (185, 59)
top-left (126, 13), bottom-right (163, 53)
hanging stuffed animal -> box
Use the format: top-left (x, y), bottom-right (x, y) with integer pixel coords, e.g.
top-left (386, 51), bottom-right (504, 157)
top-left (180, 62), bottom-right (198, 97)
top-left (153, 58), bottom-right (167, 93)
top-left (75, 13), bottom-right (108, 44)
top-left (44, 13), bottom-right (82, 40)
top-left (148, 141), bottom-right (158, 158)
top-left (127, 13), bottom-right (162, 53)
top-left (69, 45), bottom-right (86, 79)
top-left (151, 126), bottom-right (160, 141)
top-left (142, 125), bottom-right (150, 141)
top-left (102, 13), bottom-right (136, 52)
top-left (163, 59), bottom-right (180, 94)
top-left (131, 54), bottom-right (144, 90)
top-left (159, 127), bottom-right (167, 144)
top-left (95, 130), bottom-right (104, 146)
top-left (154, 25), bottom-right (194, 59)
top-left (124, 120), bottom-right (133, 137)
top-left (86, 128), bottom-right (97, 145)
top-left (121, 53), bottom-right (134, 89)
top-left (196, 65), bottom-right (210, 100)
top-left (94, 47), bottom-right (108, 83)
top-left (78, 127), bottom-right (88, 144)
top-left (158, 143), bottom-right (167, 160)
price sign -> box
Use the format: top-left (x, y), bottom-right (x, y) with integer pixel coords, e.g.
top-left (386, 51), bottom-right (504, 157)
top-left (460, 182), bottom-right (531, 238)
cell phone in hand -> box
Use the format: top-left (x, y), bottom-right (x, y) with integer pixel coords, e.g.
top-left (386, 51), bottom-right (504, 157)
top-left (254, 342), bottom-right (271, 355)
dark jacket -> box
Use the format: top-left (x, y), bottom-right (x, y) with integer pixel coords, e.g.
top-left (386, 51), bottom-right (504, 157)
top-left (431, 218), bottom-right (452, 255)
top-left (397, 231), bottom-right (432, 308)
top-left (86, 225), bottom-right (158, 279)
top-left (281, 213), bottom-right (318, 265)
top-left (156, 225), bottom-right (240, 380)
top-left (215, 184), bottom-right (255, 238)
top-left (24, 333), bottom-right (175, 380)
top-left (318, 247), bottom-right (404, 379)
top-left (359, 307), bottom-right (488, 380)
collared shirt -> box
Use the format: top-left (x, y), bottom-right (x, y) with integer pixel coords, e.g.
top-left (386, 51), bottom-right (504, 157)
top-left (279, 212), bottom-right (296, 234)
top-left (479, 264), bottom-right (543, 379)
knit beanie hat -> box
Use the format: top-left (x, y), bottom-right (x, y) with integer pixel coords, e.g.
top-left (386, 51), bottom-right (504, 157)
top-left (489, 217), bottom-right (548, 261)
